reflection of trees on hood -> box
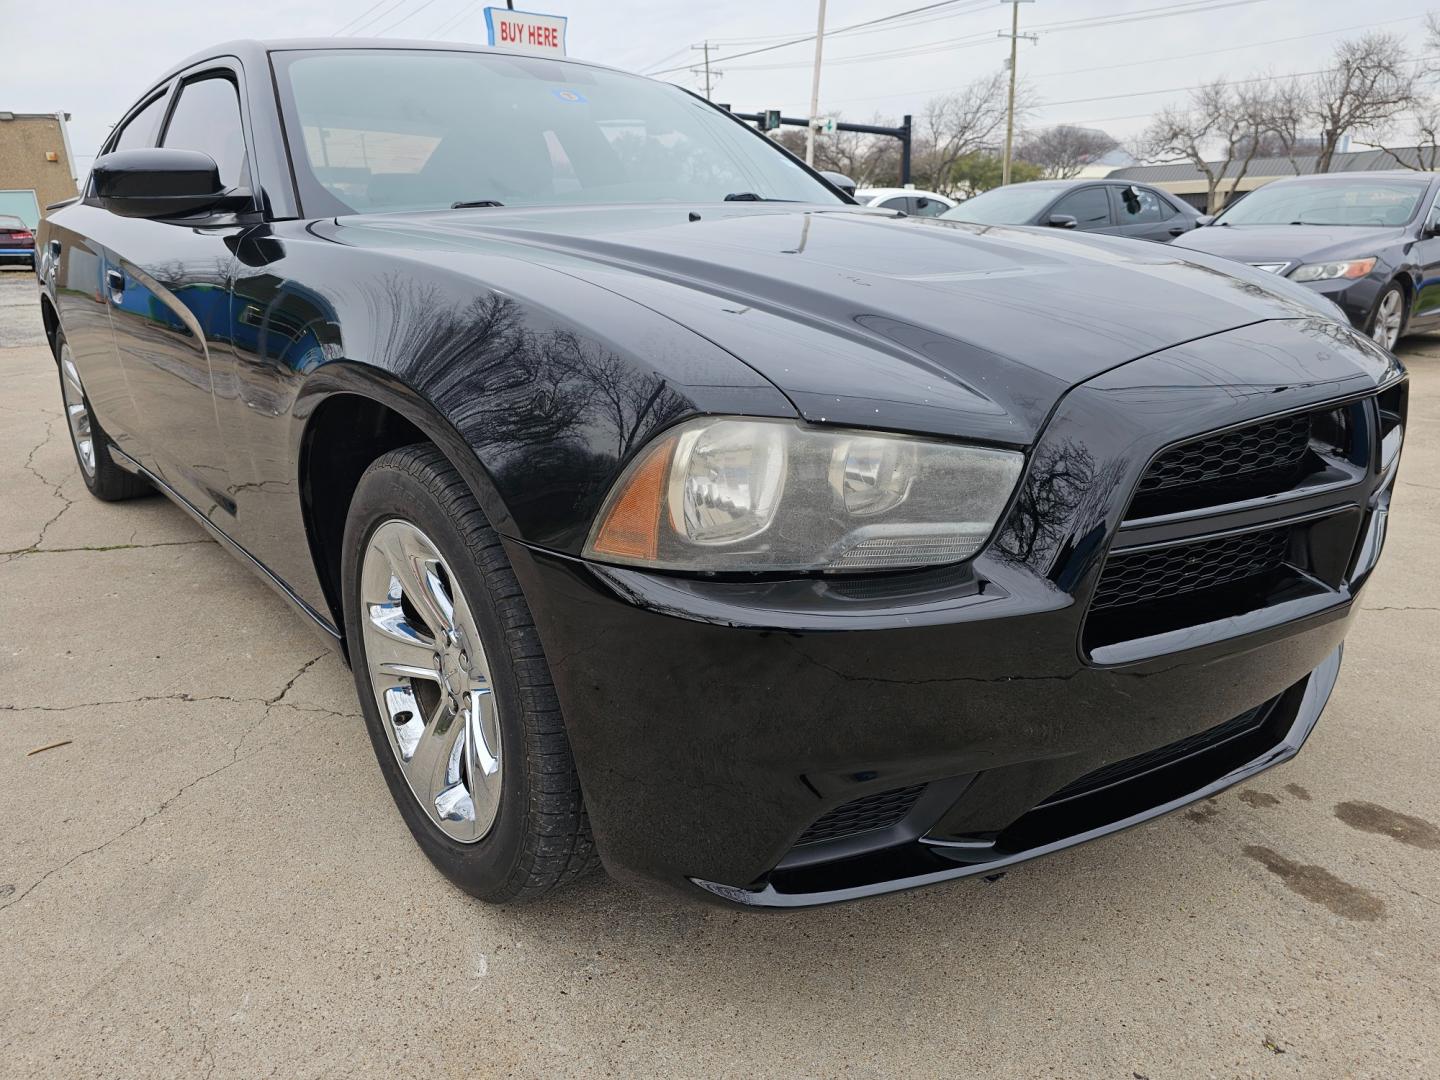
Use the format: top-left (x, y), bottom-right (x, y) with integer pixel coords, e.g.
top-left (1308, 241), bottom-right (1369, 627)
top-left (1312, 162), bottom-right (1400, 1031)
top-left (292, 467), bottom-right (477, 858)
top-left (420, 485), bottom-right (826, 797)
top-left (375, 277), bottom-right (687, 465)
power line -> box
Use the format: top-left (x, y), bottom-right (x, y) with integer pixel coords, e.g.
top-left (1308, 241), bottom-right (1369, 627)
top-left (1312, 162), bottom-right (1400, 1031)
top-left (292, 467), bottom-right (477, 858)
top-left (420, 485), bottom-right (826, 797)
top-left (372, 0), bottom-right (447, 36)
top-left (776, 9), bottom-right (1428, 110)
top-left (645, 0), bottom-right (992, 75)
top-left (344, 0), bottom-right (412, 36)
top-left (429, 2), bottom-right (478, 37)
top-left (334, 0), bottom-right (390, 34)
top-left (720, 0), bottom-right (1268, 73)
top-left (1029, 12), bottom-right (1427, 80)
top-left (1041, 52), bottom-right (1440, 110)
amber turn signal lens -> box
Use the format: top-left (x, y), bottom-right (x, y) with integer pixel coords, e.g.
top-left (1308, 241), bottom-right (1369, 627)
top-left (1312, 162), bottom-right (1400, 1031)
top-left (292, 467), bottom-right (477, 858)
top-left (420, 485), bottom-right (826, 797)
top-left (589, 436), bottom-right (677, 561)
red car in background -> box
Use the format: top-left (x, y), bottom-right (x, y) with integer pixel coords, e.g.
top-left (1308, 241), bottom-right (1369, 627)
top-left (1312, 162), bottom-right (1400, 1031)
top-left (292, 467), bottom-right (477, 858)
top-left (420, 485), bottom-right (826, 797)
top-left (0, 214), bottom-right (36, 267)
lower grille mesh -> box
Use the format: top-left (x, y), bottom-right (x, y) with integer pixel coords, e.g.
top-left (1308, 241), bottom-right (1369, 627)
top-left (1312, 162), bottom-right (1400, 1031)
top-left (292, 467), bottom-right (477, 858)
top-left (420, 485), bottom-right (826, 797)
top-left (1091, 526), bottom-right (1291, 612)
top-left (796, 785), bottom-right (926, 846)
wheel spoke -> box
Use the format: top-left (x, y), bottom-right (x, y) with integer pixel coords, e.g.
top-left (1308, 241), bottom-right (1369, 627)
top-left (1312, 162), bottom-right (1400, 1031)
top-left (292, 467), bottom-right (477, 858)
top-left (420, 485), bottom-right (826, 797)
top-left (359, 518), bottom-right (503, 844)
top-left (371, 524), bottom-right (454, 638)
top-left (407, 697), bottom-right (472, 828)
top-left (465, 688), bottom-right (502, 829)
top-left (366, 628), bottom-right (440, 682)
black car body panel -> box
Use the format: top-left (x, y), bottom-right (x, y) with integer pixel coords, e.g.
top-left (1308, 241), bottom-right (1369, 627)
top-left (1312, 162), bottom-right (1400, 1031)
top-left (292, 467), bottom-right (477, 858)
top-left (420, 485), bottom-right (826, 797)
top-left (1171, 171), bottom-right (1440, 338)
top-left (33, 39), bottom-right (1407, 906)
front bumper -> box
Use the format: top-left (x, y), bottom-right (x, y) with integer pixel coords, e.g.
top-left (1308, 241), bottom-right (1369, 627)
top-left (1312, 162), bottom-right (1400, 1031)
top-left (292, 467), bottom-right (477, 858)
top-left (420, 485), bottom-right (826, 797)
top-left (506, 318), bottom-right (1403, 908)
top-left (1300, 274), bottom-right (1387, 331)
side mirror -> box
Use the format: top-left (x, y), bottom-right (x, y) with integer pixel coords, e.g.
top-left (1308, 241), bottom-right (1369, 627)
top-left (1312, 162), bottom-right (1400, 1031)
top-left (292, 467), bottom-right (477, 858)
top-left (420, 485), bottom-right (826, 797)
top-left (1047, 214), bottom-right (1079, 229)
top-left (1196, 214), bottom-right (1215, 227)
top-left (820, 170), bottom-right (857, 198)
top-left (91, 148), bottom-right (252, 219)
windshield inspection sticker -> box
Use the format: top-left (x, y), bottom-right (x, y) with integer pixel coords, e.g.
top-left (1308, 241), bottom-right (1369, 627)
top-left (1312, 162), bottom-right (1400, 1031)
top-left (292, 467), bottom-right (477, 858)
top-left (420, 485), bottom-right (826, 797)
top-left (552, 88), bottom-right (587, 104)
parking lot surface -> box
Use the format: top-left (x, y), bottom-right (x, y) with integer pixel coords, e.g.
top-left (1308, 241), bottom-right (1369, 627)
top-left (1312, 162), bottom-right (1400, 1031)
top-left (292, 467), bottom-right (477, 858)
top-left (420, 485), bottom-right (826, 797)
top-left (2, 265), bottom-right (1438, 1078)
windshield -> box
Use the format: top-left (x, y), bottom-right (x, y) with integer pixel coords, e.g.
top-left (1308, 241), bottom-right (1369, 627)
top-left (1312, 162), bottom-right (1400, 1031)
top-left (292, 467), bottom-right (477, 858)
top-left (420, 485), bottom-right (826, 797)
top-left (1214, 178), bottom-right (1429, 227)
top-left (940, 185), bottom-right (1063, 225)
top-left (272, 49), bottom-right (842, 215)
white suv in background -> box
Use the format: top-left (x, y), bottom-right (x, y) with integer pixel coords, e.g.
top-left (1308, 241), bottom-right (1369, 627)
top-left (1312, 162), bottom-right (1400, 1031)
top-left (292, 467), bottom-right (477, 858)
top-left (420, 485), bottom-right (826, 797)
top-left (854, 187), bottom-right (954, 216)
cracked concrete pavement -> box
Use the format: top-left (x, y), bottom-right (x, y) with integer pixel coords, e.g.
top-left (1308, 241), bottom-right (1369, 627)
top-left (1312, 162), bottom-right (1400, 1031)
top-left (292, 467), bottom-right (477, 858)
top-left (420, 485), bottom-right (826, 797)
top-left (2, 266), bottom-right (1439, 1078)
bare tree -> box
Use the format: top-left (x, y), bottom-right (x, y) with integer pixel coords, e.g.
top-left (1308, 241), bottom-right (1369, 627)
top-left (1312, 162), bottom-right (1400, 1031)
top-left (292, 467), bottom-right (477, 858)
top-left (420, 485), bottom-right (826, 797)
top-left (1139, 79), bottom-right (1280, 213)
top-left (1016, 125), bottom-right (1119, 179)
top-left (914, 72), bottom-right (1013, 194)
top-left (1310, 32), bottom-right (1416, 172)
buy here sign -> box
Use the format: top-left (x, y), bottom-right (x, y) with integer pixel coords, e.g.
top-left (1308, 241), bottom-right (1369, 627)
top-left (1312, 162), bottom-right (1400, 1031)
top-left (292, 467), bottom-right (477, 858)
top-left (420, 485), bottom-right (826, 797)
top-left (484, 7), bottom-right (568, 56)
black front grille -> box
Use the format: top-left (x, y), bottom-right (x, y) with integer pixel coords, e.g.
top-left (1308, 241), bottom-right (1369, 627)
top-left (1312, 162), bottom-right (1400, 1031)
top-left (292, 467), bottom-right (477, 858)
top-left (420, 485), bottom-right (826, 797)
top-left (1039, 700), bottom-right (1274, 807)
top-left (1137, 413), bottom-right (1312, 502)
top-left (796, 785), bottom-right (926, 846)
top-left (1091, 526), bottom-right (1290, 613)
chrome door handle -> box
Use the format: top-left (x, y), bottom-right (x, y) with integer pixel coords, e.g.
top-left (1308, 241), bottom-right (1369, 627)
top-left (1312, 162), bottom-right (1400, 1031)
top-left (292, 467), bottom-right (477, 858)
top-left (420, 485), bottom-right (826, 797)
top-left (48, 239), bottom-right (61, 257)
top-left (105, 269), bottom-right (124, 301)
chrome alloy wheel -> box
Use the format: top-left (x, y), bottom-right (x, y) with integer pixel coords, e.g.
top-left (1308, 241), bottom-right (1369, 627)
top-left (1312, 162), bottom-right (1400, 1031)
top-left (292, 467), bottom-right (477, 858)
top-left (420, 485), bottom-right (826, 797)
top-left (1372, 288), bottom-right (1404, 351)
top-left (360, 519), bottom-right (502, 842)
top-left (59, 344), bottom-right (95, 477)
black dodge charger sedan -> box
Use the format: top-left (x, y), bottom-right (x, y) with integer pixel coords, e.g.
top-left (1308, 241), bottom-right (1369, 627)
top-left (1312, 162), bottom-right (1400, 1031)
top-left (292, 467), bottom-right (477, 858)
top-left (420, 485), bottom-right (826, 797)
top-left (1172, 171), bottom-right (1440, 351)
top-left (36, 40), bottom-right (1405, 908)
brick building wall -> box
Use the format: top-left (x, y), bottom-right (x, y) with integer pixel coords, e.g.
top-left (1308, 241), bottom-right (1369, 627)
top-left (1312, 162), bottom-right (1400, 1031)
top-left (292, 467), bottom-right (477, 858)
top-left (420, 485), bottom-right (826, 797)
top-left (0, 113), bottom-right (79, 222)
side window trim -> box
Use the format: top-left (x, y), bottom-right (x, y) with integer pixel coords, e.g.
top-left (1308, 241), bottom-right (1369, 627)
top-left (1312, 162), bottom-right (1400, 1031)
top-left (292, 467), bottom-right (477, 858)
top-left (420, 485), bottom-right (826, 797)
top-left (1424, 183), bottom-right (1440, 231)
top-left (101, 84), bottom-right (172, 157)
top-left (159, 59), bottom-right (261, 205)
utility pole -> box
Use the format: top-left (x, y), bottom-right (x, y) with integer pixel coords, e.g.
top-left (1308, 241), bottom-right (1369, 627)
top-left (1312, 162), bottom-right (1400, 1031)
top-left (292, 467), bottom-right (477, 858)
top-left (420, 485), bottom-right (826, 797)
top-left (691, 41), bottom-right (714, 100)
top-left (805, 0), bottom-right (828, 166)
top-left (998, 0), bottom-right (1036, 186)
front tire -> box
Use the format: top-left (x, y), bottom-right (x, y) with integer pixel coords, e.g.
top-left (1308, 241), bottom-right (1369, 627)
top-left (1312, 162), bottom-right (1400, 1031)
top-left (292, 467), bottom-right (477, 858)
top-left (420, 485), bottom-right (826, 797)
top-left (55, 333), bottom-right (150, 501)
top-left (341, 444), bottom-right (598, 903)
top-left (1368, 282), bottom-right (1407, 351)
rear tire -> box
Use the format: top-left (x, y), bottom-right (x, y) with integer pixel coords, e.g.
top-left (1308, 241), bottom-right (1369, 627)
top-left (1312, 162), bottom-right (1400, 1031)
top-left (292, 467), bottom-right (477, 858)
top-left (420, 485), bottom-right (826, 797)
top-left (54, 331), bottom-right (150, 501)
top-left (341, 443), bottom-right (598, 903)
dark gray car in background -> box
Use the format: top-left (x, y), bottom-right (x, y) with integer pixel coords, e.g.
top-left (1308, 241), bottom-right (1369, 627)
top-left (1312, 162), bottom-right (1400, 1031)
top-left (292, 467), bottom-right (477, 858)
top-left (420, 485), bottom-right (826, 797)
top-left (941, 179), bottom-right (1205, 242)
top-left (1171, 171), bottom-right (1440, 351)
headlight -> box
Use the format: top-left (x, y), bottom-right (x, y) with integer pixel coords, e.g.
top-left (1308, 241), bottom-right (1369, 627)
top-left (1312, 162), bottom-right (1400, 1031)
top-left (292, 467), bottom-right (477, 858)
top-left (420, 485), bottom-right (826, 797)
top-left (1289, 257), bottom-right (1377, 282)
top-left (584, 417), bottom-right (1024, 573)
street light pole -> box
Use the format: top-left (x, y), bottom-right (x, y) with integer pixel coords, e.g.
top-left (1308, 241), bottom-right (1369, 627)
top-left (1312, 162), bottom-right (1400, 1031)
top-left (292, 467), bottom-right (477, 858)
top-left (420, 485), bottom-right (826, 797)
top-left (998, 0), bottom-right (1035, 186)
top-left (806, 0), bottom-right (828, 166)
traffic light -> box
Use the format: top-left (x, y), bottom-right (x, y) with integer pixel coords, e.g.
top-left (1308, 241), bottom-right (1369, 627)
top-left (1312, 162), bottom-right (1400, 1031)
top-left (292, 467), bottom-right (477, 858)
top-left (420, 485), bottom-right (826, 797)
top-left (761, 109), bottom-right (781, 132)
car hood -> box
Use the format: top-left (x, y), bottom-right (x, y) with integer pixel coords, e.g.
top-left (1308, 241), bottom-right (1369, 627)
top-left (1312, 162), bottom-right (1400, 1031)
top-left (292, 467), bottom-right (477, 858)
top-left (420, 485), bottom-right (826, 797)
top-left (1170, 223), bottom-right (1406, 268)
top-left (332, 205), bottom-right (1349, 444)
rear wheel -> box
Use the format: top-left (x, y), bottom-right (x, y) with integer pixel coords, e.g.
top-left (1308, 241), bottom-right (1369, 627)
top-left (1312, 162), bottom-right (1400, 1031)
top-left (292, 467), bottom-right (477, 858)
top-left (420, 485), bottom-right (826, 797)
top-left (341, 444), bottom-right (598, 903)
top-left (55, 334), bottom-right (150, 501)
top-left (1368, 282), bottom-right (1406, 351)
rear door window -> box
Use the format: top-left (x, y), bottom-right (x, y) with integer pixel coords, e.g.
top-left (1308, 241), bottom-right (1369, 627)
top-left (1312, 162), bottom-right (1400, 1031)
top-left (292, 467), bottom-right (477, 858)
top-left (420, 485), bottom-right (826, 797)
top-left (1114, 185), bottom-right (1169, 224)
top-left (161, 74), bottom-right (249, 189)
top-left (911, 196), bottom-right (948, 217)
top-left (1052, 187), bottom-right (1111, 229)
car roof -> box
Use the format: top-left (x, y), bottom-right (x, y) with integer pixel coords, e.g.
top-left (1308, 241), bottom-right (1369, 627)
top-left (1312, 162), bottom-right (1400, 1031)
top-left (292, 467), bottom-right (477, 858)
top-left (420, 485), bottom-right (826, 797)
top-left (150, 37), bottom-right (627, 89)
top-left (1259, 170), bottom-right (1440, 183)
top-left (0, 214), bottom-right (25, 225)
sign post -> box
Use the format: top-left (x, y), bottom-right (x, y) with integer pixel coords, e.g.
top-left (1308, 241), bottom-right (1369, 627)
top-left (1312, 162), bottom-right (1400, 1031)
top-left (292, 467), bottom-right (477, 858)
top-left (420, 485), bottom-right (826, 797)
top-left (484, 7), bottom-right (568, 57)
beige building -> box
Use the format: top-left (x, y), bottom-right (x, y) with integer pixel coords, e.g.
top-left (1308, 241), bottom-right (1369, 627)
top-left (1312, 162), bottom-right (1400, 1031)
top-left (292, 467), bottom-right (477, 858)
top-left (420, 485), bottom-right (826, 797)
top-left (0, 111), bottom-right (79, 227)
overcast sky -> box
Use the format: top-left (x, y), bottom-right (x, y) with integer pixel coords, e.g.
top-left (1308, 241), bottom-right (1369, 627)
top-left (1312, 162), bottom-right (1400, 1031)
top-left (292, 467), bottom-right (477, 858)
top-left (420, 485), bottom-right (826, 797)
top-left (5, 0), bottom-right (1435, 173)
